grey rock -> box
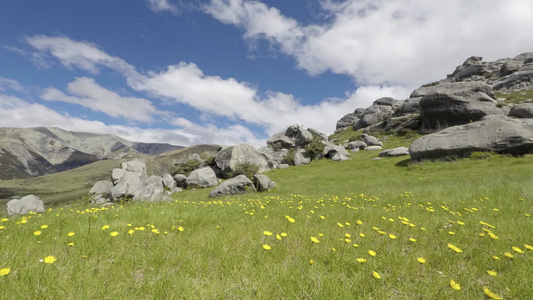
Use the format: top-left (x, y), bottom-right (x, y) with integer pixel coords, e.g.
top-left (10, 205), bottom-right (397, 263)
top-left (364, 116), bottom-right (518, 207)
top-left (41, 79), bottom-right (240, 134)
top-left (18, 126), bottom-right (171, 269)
top-left (308, 128), bottom-right (329, 143)
top-left (419, 81), bottom-right (506, 132)
top-left (6, 195), bottom-right (45, 216)
top-left (111, 168), bottom-right (126, 185)
top-left (174, 174), bottom-right (188, 188)
top-left (215, 144), bottom-right (272, 178)
top-left (322, 143), bottom-right (351, 159)
top-left (379, 147), bottom-right (410, 157)
top-left (336, 113), bottom-right (359, 129)
top-left (89, 194), bottom-right (109, 204)
top-left (345, 141), bottom-right (367, 150)
top-left (110, 172), bottom-right (146, 200)
top-left (122, 159), bottom-right (147, 174)
top-left (361, 134), bottom-right (383, 147)
top-left (499, 60), bottom-right (523, 77)
top-left (209, 175), bottom-right (257, 198)
top-left (354, 105), bottom-right (395, 130)
top-left (372, 97), bottom-right (401, 107)
top-left (162, 174), bottom-right (177, 189)
top-left (509, 103), bottom-right (533, 118)
top-left (364, 146), bottom-right (383, 151)
top-left (409, 114), bottom-right (533, 160)
top-left (186, 167), bottom-right (218, 188)
top-left (89, 180), bottom-right (113, 195)
top-left (135, 185), bottom-right (171, 202)
top-left (293, 149), bottom-right (310, 166)
top-left (397, 97), bottom-right (422, 115)
top-left (331, 153), bottom-right (350, 161)
top-left (253, 174), bottom-right (276, 192)
top-left (145, 176), bottom-right (164, 189)
top-left (258, 146), bottom-right (289, 167)
top-left (493, 63), bottom-right (533, 90)
top-left (372, 157), bottom-right (384, 160)
top-left (277, 164), bottom-right (290, 169)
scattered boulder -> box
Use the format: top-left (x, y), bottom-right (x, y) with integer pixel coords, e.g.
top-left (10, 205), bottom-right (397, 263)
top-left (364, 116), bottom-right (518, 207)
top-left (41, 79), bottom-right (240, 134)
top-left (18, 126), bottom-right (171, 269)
top-left (89, 180), bottom-right (113, 196)
top-left (6, 195), bottom-right (45, 216)
top-left (509, 103), bottom-right (533, 118)
top-left (323, 143), bottom-right (351, 159)
top-left (215, 144), bottom-right (272, 179)
top-left (364, 146), bottom-right (383, 151)
top-left (336, 108), bottom-right (365, 129)
top-left (293, 149), bottom-right (311, 166)
top-left (361, 134), bottom-right (383, 147)
top-left (162, 174), bottom-right (177, 189)
top-left (174, 174), bottom-right (188, 188)
top-left (345, 141), bottom-right (367, 151)
top-left (267, 124), bottom-right (314, 149)
top-left (253, 174), bottom-right (276, 192)
top-left (419, 82), bottom-right (506, 132)
top-left (186, 167), bottom-right (218, 188)
top-left (379, 147), bottom-right (410, 157)
top-left (409, 114), bottom-right (533, 160)
top-left (209, 175), bottom-right (257, 198)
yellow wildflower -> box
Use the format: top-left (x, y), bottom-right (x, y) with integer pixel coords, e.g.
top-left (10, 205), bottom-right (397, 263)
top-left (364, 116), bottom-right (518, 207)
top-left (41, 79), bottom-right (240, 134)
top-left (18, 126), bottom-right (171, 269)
top-left (492, 256), bottom-right (501, 260)
top-left (389, 234), bottom-right (397, 239)
top-left (276, 234), bottom-right (282, 240)
top-left (409, 238), bottom-right (417, 242)
top-left (417, 257), bottom-right (426, 264)
top-left (128, 230), bottom-right (134, 234)
top-left (67, 232), bottom-right (75, 237)
top-left (337, 222), bottom-right (344, 228)
top-left (487, 270), bottom-right (497, 276)
top-left (33, 230), bottom-right (42, 236)
top-left (504, 252), bottom-right (514, 258)
top-left (483, 287), bottom-right (502, 299)
top-left (101, 225), bottom-right (110, 230)
top-left (40, 225), bottom-right (48, 229)
top-left (450, 279), bottom-right (461, 291)
top-left (353, 244), bottom-right (359, 248)
top-left (371, 271), bottom-right (381, 279)
top-left (262, 244), bottom-right (271, 250)
top-left (368, 250), bottom-right (376, 256)
top-left (43, 255), bottom-right (57, 264)
top-left (310, 236), bottom-right (320, 243)
top-left (177, 226), bottom-right (184, 232)
top-left (356, 258), bottom-right (367, 263)
top-left (280, 232), bottom-right (287, 237)
top-left (309, 259), bottom-right (315, 265)
top-left (512, 246), bottom-right (525, 253)
top-left (67, 242), bottom-right (74, 247)
top-left (263, 231), bottom-right (273, 236)
top-left (345, 233), bottom-right (351, 238)
top-left (524, 244), bottom-right (533, 250)
top-left (356, 220), bottom-right (363, 225)
top-left (360, 233), bottom-right (366, 237)
top-left (110, 231), bottom-right (119, 237)
top-left (447, 243), bottom-right (463, 253)
top-left (0, 267), bottom-right (10, 276)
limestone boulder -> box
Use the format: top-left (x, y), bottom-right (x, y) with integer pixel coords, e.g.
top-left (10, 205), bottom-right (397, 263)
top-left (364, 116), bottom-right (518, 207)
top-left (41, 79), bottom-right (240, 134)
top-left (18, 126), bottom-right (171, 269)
top-left (409, 114), bottom-right (533, 160)
top-left (89, 180), bottom-right (113, 195)
top-left (6, 195), bottom-right (45, 216)
top-left (174, 174), bottom-right (188, 188)
top-left (419, 82), bottom-right (506, 132)
top-left (253, 174), bottom-right (276, 192)
top-left (509, 103), bottom-right (533, 118)
top-left (162, 174), bottom-right (177, 189)
top-left (209, 175), bottom-right (257, 198)
top-left (186, 167), bottom-right (218, 188)
top-left (215, 144), bottom-right (272, 179)
top-left (361, 134), bottom-right (383, 147)
top-left (379, 147), bottom-right (410, 157)
top-left (267, 124), bottom-right (314, 149)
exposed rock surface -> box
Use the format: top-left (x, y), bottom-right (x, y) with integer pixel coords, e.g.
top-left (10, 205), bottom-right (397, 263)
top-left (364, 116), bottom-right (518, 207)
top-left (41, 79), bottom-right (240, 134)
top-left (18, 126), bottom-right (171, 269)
top-left (379, 147), bottom-right (410, 157)
top-left (6, 195), bottom-right (45, 216)
top-left (215, 144), bottom-right (272, 179)
top-left (186, 167), bottom-right (218, 188)
top-left (253, 174), bottom-right (276, 192)
top-left (409, 115), bottom-right (533, 160)
top-left (509, 103), bottom-right (533, 118)
top-left (209, 175), bottom-right (257, 197)
top-left (419, 82), bottom-right (506, 132)
top-left (361, 134), bottom-right (383, 147)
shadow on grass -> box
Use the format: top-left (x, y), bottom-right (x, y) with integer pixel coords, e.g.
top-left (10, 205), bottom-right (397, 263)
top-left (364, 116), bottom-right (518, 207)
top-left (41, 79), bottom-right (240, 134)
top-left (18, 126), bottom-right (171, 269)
top-left (395, 158), bottom-right (412, 167)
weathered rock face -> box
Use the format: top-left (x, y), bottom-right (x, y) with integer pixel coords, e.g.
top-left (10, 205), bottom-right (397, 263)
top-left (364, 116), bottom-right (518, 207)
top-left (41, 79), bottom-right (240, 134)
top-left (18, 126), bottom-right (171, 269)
top-left (162, 174), bottom-right (177, 189)
top-left (89, 180), bottom-right (113, 195)
top-left (208, 175), bottom-right (257, 197)
top-left (6, 195), bottom-right (45, 216)
top-left (215, 144), bottom-right (272, 179)
top-left (493, 59), bottom-right (533, 90)
top-left (509, 103), bottom-right (533, 118)
top-left (267, 125), bottom-right (314, 149)
top-left (409, 115), bottom-right (533, 160)
top-left (253, 174), bottom-right (276, 192)
top-left (361, 134), bottom-right (383, 147)
top-left (379, 147), bottom-right (410, 157)
top-left (354, 105), bottom-right (394, 131)
top-left (419, 82), bottom-right (506, 132)
top-left (336, 108), bottom-right (365, 129)
top-left (186, 167), bottom-right (218, 188)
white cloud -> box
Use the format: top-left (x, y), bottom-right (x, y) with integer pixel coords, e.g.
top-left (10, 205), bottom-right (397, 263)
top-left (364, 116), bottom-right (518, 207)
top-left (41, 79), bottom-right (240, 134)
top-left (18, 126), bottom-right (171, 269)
top-left (147, 0), bottom-right (179, 14)
top-left (23, 34), bottom-right (412, 143)
top-left (205, 0), bottom-right (533, 85)
top-left (41, 77), bottom-right (168, 123)
top-left (0, 77), bottom-right (24, 92)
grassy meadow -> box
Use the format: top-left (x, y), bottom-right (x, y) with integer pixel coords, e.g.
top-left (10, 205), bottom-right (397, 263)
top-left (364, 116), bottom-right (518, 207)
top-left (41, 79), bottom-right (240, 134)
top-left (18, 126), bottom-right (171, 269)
top-left (1, 133), bottom-right (533, 299)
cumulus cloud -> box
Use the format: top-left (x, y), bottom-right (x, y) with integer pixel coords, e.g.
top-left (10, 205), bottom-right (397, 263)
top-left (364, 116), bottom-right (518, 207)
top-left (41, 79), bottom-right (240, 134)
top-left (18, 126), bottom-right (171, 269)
top-left (0, 93), bottom-right (264, 146)
top-left (205, 0), bottom-right (533, 85)
top-left (41, 77), bottom-right (168, 123)
top-left (25, 34), bottom-right (398, 137)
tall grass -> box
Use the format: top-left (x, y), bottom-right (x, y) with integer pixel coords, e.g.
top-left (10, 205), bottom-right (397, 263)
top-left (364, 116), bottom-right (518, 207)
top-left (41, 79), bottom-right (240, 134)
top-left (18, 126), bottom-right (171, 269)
top-left (1, 145), bottom-right (533, 299)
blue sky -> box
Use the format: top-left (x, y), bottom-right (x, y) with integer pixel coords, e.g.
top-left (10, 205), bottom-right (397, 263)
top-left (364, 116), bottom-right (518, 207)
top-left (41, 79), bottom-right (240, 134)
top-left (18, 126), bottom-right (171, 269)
top-left (1, 0), bottom-right (533, 147)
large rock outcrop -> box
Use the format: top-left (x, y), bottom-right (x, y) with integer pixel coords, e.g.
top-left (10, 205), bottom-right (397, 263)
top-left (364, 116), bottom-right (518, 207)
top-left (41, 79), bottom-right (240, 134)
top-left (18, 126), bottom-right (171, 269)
top-left (419, 82), bottom-right (506, 132)
top-left (186, 167), bottom-right (218, 188)
top-left (208, 175), bottom-right (257, 198)
top-left (409, 115), bottom-right (533, 160)
top-left (214, 144), bottom-right (272, 179)
top-left (6, 195), bottom-right (45, 216)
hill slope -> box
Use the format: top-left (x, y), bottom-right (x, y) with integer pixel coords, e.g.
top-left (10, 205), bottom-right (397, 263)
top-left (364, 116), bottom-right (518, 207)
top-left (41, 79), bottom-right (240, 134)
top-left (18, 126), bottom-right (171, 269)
top-left (0, 126), bottom-right (182, 179)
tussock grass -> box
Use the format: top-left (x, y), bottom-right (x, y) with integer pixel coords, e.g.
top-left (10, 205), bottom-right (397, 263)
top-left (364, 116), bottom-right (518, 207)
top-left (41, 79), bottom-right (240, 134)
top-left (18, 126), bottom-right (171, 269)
top-left (1, 137), bottom-right (533, 299)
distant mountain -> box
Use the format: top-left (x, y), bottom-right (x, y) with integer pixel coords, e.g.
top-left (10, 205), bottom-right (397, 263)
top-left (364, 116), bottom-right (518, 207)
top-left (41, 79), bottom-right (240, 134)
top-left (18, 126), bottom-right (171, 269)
top-left (0, 127), bottom-right (182, 179)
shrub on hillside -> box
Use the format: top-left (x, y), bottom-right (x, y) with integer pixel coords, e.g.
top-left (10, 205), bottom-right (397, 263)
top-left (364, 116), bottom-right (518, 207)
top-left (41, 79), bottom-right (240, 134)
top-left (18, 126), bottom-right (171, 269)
top-left (304, 137), bottom-right (325, 160)
top-left (230, 162), bottom-right (259, 179)
top-left (171, 160), bottom-right (202, 176)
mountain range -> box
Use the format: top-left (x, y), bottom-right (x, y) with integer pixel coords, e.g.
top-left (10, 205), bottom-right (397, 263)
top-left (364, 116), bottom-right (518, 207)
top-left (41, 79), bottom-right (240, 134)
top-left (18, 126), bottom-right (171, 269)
top-left (0, 127), bottom-right (182, 179)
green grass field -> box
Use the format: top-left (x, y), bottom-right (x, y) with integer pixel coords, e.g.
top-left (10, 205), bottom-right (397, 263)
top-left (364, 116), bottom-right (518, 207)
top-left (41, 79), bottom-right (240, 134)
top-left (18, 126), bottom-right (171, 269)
top-left (1, 134), bottom-right (533, 299)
